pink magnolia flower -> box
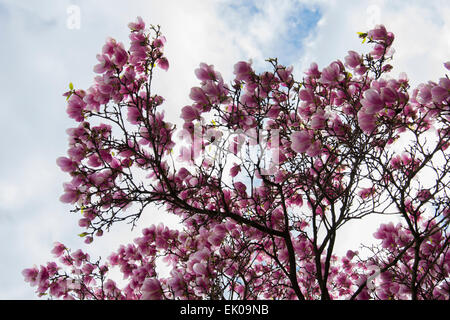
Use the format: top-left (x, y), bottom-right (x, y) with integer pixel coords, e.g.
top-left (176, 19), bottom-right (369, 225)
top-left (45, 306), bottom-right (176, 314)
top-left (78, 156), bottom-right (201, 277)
top-left (277, 65), bottom-right (293, 84)
top-left (331, 115), bottom-right (346, 136)
top-left (72, 249), bottom-right (88, 267)
top-left (189, 87), bottom-right (209, 105)
top-left (104, 279), bottom-right (120, 297)
top-left (128, 16), bottom-right (145, 31)
top-left (60, 182), bottom-right (79, 204)
top-left (195, 63), bottom-right (219, 82)
top-left (102, 37), bottom-right (117, 55)
top-left (267, 105), bottom-right (280, 118)
top-left (152, 36), bottom-right (166, 48)
top-left (51, 242), bottom-right (66, 257)
top-left (228, 141), bottom-right (241, 155)
top-left (234, 181), bottom-right (247, 196)
top-left (82, 263), bottom-right (95, 275)
top-left (93, 54), bottom-right (112, 74)
top-left (445, 61), bottom-right (450, 70)
top-left (127, 106), bottom-right (141, 124)
top-left (306, 140), bottom-right (322, 157)
top-left (433, 284), bottom-right (450, 300)
top-left (178, 146), bottom-right (193, 163)
top-left (380, 87), bottom-right (398, 104)
top-left (112, 44), bottom-right (128, 68)
top-left (208, 225), bottom-right (226, 246)
top-left (22, 267), bottom-right (39, 286)
top-left (202, 79), bottom-right (228, 101)
top-left (156, 57), bottom-right (169, 71)
top-left (177, 167), bottom-right (191, 181)
top-left (233, 61), bottom-right (253, 82)
top-left (310, 110), bottom-right (327, 130)
top-left (417, 189), bottom-right (432, 202)
top-left (187, 176), bottom-right (199, 187)
top-left (431, 78), bottom-right (450, 102)
top-left (299, 89), bottom-right (314, 103)
top-left (291, 131), bottom-right (312, 153)
top-left (180, 105), bottom-right (200, 122)
top-left (193, 262), bottom-right (209, 277)
top-left (358, 187), bottom-right (375, 199)
top-left (357, 109), bottom-right (376, 134)
top-left (346, 250), bottom-right (357, 260)
top-left (67, 94), bottom-right (87, 122)
top-left (344, 50), bottom-right (361, 69)
top-left (168, 271), bottom-right (185, 296)
top-left (389, 155), bottom-right (402, 169)
top-left (56, 157), bottom-right (76, 173)
top-left (230, 163), bottom-right (241, 178)
top-left (78, 218), bottom-right (90, 228)
top-left (416, 83), bottom-right (432, 104)
top-left (361, 89), bottom-right (384, 114)
top-left (355, 65), bottom-right (367, 75)
top-left (373, 222), bottom-right (399, 249)
top-left (97, 80), bottom-right (113, 96)
top-left (370, 44), bottom-right (385, 59)
top-left (48, 281), bottom-right (66, 298)
top-left (129, 32), bottom-right (148, 66)
top-left (320, 61), bottom-right (344, 85)
top-left (305, 62), bottom-right (320, 78)
top-left (87, 154), bottom-right (102, 168)
top-left (368, 24), bottom-right (388, 41)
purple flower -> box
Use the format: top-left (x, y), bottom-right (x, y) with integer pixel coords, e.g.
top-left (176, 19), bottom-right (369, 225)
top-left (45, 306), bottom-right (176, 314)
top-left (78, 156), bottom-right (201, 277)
top-left (195, 63), bottom-right (219, 82)
top-left (344, 51), bottom-right (361, 69)
top-left (291, 131), bottom-right (312, 153)
top-left (51, 242), bottom-right (66, 257)
top-left (444, 61), bottom-right (450, 71)
top-left (233, 61), bottom-right (253, 82)
top-left (361, 89), bottom-right (384, 114)
top-left (56, 157), bottom-right (76, 173)
top-left (357, 109), bottom-right (377, 134)
top-left (368, 24), bottom-right (388, 41)
top-left (320, 62), bottom-right (345, 85)
top-left (157, 57), bottom-right (169, 71)
top-left (180, 105), bottom-right (200, 122)
top-left (141, 278), bottom-right (163, 300)
top-left (128, 16), bottom-right (145, 31)
top-left (310, 110), bottom-right (327, 130)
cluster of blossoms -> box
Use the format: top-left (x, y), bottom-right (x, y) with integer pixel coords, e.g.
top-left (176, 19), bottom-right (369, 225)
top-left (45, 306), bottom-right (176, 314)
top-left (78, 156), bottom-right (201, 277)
top-left (24, 18), bottom-right (449, 300)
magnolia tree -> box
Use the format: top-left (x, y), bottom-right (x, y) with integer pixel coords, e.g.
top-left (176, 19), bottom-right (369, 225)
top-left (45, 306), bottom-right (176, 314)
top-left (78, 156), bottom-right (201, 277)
top-left (23, 17), bottom-right (449, 300)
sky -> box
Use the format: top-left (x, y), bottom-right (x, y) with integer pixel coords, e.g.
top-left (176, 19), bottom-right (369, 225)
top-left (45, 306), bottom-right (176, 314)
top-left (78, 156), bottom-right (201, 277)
top-left (0, 0), bottom-right (449, 299)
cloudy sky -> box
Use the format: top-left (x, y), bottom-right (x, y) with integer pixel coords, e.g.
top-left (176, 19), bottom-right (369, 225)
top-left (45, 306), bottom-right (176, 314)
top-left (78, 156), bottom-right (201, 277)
top-left (0, 0), bottom-right (449, 299)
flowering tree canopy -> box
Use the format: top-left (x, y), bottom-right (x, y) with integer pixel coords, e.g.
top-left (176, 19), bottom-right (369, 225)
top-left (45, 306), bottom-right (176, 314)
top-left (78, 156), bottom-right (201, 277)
top-left (23, 17), bottom-right (450, 300)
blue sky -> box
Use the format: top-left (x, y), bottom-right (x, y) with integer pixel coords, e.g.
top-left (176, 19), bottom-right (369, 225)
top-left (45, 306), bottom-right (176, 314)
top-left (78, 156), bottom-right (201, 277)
top-left (0, 0), bottom-right (449, 299)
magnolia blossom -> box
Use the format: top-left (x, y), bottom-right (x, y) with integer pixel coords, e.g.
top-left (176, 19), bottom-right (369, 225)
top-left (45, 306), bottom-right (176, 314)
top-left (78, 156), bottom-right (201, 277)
top-left (310, 110), bottom-right (327, 130)
top-left (24, 20), bottom-right (449, 302)
top-left (320, 61), bottom-right (345, 85)
top-left (233, 61), bottom-right (253, 82)
top-left (290, 131), bottom-right (312, 153)
top-left (141, 278), bottom-right (163, 300)
top-left (344, 50), bottom-right (361, 69)
top-left (230, 163), bottom-right (241, 178)
top-left (361, 89), bottom-right (384, 114)
top-left (128, 16), bottom-right (145, 31)
top-left (357, 109), bottom-right (377, 134)
top-left (180, 105), bottom-right (200, 122)
top-left (157, 57), bottom-right (169, 71)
